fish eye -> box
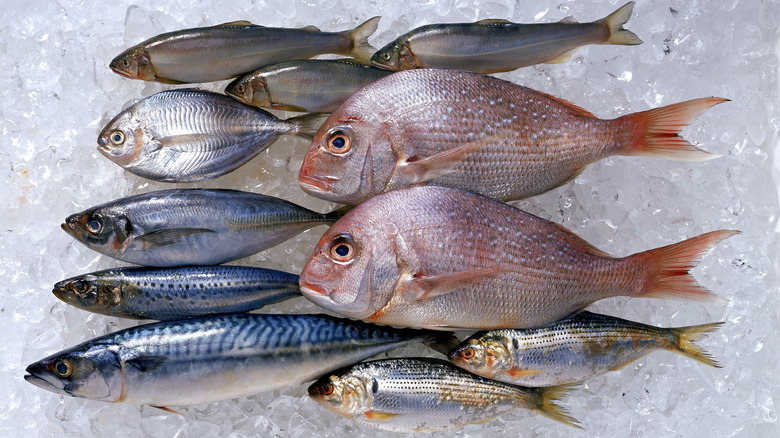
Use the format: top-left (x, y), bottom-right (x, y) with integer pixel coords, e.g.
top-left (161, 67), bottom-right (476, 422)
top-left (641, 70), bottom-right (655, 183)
top-left (311, 382), bottom-right (334, 396)
top-left (72, 280), bottom-right (87, 293)
top-left (383, 51), bottom-right (391, 61)
top-left (50, 359), bottom-right (73, 378)
top-left (236, 84), bottom-right (245, 94)
top-left (86, 216), bottom-right (103, 234)
top-left (326, 129), bottom-right (352, 154)
top-left (459, 347), bottom-right (476, 360)
top-left (121, 58), bottom-right (130, 68)
top-left (109, 130), bottom-right (125, 145)
top-left (328, 235), bottom-right (355, 262)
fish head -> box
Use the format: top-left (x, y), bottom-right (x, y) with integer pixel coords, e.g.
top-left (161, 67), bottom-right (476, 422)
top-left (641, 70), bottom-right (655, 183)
top-left (299, 109), bottom-right (396, 205)
top-left (25, 345), bottom-right (125, 402)
top-left (225, 75), bottom-right (268, 107)
top-left (109, 47), bottom-right (155, 82)
top-left (371, 38), bottom-right (416, 71)
top-left (308, 371), bottom-right (373, 417)
top-left (299, 204), bottom-right (400, 320)
top-left (53, 273), bottom-right (122, 315)
top-left (62, 207), bottom-right (134, 258)
top-left (97, 109), bottom-right (145, 166)
top-left (448, 336), bottom-right (510, 378)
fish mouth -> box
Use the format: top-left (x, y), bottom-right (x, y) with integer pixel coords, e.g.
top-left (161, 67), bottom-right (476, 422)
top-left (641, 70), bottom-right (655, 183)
top-left (299, 174), bottom-right (337, 192)
top-left (61, 219), bottom-right (86, 243)
top-left (24, 374), bottom-right (67, 394)
top-left (299, 280), bottom-right (329, 297)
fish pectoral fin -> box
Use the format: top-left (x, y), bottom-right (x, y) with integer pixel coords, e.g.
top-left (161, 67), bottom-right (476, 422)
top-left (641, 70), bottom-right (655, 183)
top-left (126, 355), bottom-right (168, 372)
top-left (136, 228), bottom-right (215, 249)
top-left (396, 136), bottom-right (496, 184)
top-left (363, 410), bottom-right (401, 421)
top-left (405, 267), bottom-right (506, 301)
top-left (475, 18), bottom-right (512, 25)
top-left (151, 406), bottom-right (183, 415)
top-left (507, 368), bottom-right (544, 378)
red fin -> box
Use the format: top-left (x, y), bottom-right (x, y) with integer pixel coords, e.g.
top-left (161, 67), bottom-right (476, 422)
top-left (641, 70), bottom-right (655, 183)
top-left (623, 97), bottom-right (729, 161)
top-left (404, 267), bottom-right (506, 301)
top-left (534, 90), bottom-right (596, 118)
top-left (507, 368), bottom-right (544, 378)
top-left (632, 230), bottom-right (738, 303)
top-left (152, 406), bottom-right (183, 415)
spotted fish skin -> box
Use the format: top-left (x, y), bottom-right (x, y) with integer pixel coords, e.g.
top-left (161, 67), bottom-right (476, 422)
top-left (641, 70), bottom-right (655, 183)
top-left (53, 265), bottom-right (301, 320)
top-left (448, 312), bottom-right (724, 387)
top-left (308, 358), bottom-right (579, 432)
top-left (61, 188), bottom-right (342, 267)
top-left (24, 314), bottom-right (444, 407)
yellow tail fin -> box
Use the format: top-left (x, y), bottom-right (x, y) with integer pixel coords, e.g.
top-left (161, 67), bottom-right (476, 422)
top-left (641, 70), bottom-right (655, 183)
top-left (672, 321), bottom-right (724, 368)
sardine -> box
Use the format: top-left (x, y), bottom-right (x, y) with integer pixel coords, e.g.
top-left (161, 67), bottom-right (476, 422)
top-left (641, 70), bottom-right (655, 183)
top-left (371, 2), bottom-right (641, 73)
top-left (299, 68), bottom-right (727, 205)
top-left (62, 188), bottom-right (345, 267)
top-left (53, 265), bottom-right (300, 320)
top-left (98, 89), bottom-right (326, 183)
top-left (109, 17), bottom-right (380, 84)
top-left (225, 60), bottom-right (392, 113)
top-left (299, 186), bottom-right (738, 330)
top-left (449, 312), bottom-right (723, 387)
top-left (308, 358), bottom-right (580, 432)
top-left (24, 314), bottom-right (451, 407)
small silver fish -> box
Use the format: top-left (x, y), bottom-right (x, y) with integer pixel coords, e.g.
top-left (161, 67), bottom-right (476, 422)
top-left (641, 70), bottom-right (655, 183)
top-left (98, 89), bottom-right (326, 183)
top-left (62, 188), bottom-right (345, 267)
top-left (371, 2), bottom-right (641, 73)
top-left (449, 312), bottom-right (723, 387)
top-left (109, 17), bottom-right (380, 84)
top-left (24, 314), bottom-right (451, 407)
top-left (308, 358), bottom-right (580, 432)
top-left (53, 265), bottom-right (301, 320)
top-left (225, 60), bottom-right (392, 113)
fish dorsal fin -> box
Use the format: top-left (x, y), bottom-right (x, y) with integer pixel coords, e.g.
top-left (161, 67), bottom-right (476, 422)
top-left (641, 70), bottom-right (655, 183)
top-left (476, 18), bottom-right (513, 25)
top-left (534, 90), bottom-right (596, 118)
top-left (559, 16), bottom-right (579, 24)
top-left (403, 267), bottom-right (508, 301)
top-left (136, 228), bottom-right (215, 249)
top-left (549, 222), bottom-right (611, 257)
top-left (301, 25), bottom-right (321, 32)
top-left (217, 20), bottom-right (256, 27)
top-left (395, 136), bottom-right (497, 184)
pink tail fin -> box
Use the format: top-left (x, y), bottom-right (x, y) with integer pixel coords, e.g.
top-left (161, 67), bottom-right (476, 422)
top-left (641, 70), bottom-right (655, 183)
top-left (633, 230), bottom-right (738, 303)
top-left (623, 98), bottom-right (729, 161)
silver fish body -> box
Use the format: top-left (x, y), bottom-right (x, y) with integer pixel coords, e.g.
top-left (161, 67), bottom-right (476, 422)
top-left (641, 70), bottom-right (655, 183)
top-left (371, 2), bottom-right (641, 73)
top-left (449, 312), bottom-right (724, 387)
top-left (24, 314), bottom-right (445, 407)
top-left (109, 17), bottom-right (380, 84)
top-left (53, 265), bottom-right (301, 320)
top-left (225, 60), bottom-right (392, 113)
top-left (308, 358), bottom-right (579, 432)
top-left (62, 188), bottom-right (342, 267)
top-left (98, 89), bottom-right (325, 183)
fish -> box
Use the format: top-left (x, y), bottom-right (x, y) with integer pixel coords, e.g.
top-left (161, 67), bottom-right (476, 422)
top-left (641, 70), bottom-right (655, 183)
top-left (62, 188), bottom-right (346, 267)
top-left (24, 313), bottom-right (453, 407)
top-left (298, 68), bottom-right (728, 205)
top-left (299, 185), bottom-right (738, 330)
top-left (53, 265), bottom-right (301, 320)
top-left (225, 60), bottom-right (392, 113)
top-left (370, 2), bottom-right (641, 73)
top-left (98, 89), bottom-right (327, 183)
top-left (109, 17), bottom-right (380, 84)
top-left (448, 312), bottom-right (723, 387)
top-left (308, 358), bottom-right (580, 432)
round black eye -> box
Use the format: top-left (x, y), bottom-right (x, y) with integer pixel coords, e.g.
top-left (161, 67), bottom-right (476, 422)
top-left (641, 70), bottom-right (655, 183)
top-left (236, 84), bottom-right (245, 93)
top-left (86, 217), bottom-right (103, 234)
top-left (51, 359), bottom-right (73, 378)
top-left (334, 244), bottom-right (349, 257)
top-left (72, 280), bottom-right (87, 292)
top-left (331, 137), bottom-right (345, 149)
top-left (326, 130), bottom-right (352, 154)
top-left (328, 235), bottom-right (355, 262)
top-left (121, 59), bottom-right (130, 68)
top-left (109, 130), bottom-right (125, 145)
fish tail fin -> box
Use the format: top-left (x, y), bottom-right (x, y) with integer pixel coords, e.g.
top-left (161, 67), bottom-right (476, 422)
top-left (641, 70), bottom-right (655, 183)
top-left (597, 2), bottom-right (643, 45)
top-left (631, 230), bottom-right (739, 303)
top-left (323, 204), bottom-right (353, 223)
top-left (622, 97), bottom-right (729, 161)
top-left (345, 16), bottom-right (380, 61)
top-left (288, 112), bottom-right (329, 139)
top-left (527, 384), bottom-right (582, 429)
top-left (670, 322), bottom-right (724, 368)
top-left (422, 332), bottom-right (461, 356)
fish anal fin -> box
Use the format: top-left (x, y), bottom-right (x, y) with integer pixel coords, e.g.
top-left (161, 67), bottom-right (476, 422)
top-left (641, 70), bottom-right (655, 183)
top-left (545, 48), bottom-right (578, 64)
top-left (507, 368), bottom-right (544, 378)
top-left (137, 228), bottom-right (215, 249)
top-left (395, 136), bottom-right (496, 184)
top-left (363, 410), bottom-right (401, 421)
top-left (151, 405), bottom-right (183, 415)
top-left (404, 267), bottom-right (506, 301)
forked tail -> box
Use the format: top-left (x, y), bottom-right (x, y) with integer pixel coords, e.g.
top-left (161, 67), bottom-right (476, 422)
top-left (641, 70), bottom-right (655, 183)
top-left (631, 230), bottom-right (739, 303)
top-left (345, 16), bottom-right (380, 62)
top-left (528, 384), bottom-right (582, 429)
top-left (670, 321), bottom-right (724, 368)
top-left (597, 2), bottom-right (643, 45)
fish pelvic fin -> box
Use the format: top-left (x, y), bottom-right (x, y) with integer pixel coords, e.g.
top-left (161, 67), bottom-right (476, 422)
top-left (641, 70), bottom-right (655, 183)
top-left (507, 368), bottom-right (544, 379)
top-left (288, 112), bottom-right (329, 139)
top-left (597, 2), bottom-right (643, 45)
top-left (671, 321), bottom-right (725, 368)
top-left (529, 384), bottom-right (582, 429)
top-left (151, 406), bottom-right (183, 415)
top-left (345, 16), bottom-right (380, 62)
top-left (631, 230), bottom-right (739, 303)
top-left (622, 97), bottom-right (729, 161)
